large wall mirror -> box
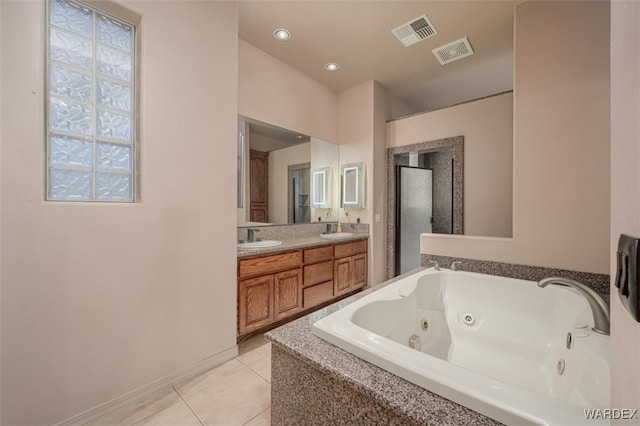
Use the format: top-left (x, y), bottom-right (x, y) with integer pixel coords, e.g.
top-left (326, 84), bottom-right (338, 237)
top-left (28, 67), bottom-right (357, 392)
top-left (237, 116), bottom-right (340, 227)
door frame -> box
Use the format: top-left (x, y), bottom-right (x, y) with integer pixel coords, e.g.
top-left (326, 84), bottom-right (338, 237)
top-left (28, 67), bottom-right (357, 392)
top-left (386, 136), bottom-right (464, 279)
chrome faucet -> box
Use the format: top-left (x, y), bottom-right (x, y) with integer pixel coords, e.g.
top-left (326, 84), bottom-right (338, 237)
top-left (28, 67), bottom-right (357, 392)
top-left (451, 261), bottom-right (462, 271)
top-left (325, 223), bottom-right (332, 234)
top-left (537, 277), bottom-right (610, 335)
top-left (247, 228), bottom-right (260, 243)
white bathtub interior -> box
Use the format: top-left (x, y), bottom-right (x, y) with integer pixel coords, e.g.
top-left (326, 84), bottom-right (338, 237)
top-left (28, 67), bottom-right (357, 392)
top-left (312, 269), bottom-right (610, 425)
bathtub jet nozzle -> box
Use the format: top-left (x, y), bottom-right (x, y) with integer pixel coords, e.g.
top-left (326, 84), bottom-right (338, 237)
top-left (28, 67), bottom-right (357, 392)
top-left (537, 277), bottom-right (610, 336)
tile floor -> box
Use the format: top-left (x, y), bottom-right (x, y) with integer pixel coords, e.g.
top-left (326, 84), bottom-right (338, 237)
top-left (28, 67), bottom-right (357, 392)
top-left (87, 335), bottom-right (271, 426)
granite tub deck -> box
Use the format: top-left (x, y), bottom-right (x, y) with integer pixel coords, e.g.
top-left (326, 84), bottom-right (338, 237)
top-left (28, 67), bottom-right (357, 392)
top-left (266, 269), bottom-right (500, 426)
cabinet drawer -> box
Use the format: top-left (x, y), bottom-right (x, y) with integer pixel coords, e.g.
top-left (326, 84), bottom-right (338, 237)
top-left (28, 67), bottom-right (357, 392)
top-left (334, 240), bottom-right (367, 258)
top-left (303, 280), bottom-right (334, 309)
top-left (303, 260), bottom-right (333, 287)
top-left (239, 251), bottom-right (302, 279)
top-left (304, 245), bottom-right (333, 264)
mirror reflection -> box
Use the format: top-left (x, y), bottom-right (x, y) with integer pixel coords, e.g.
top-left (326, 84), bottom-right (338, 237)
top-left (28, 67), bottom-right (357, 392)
top-left (311, 167), bottom-right (331, 209)
top-left (341, 162), bottom-right (364, 208)
top-left (237, 116), bottom-right (340, 227)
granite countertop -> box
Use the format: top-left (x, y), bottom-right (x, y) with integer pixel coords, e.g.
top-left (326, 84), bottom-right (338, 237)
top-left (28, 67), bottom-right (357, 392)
top-left (237, 233), bottom-right (369, 258)
top-left (266, 268), bottom-right (498, 425)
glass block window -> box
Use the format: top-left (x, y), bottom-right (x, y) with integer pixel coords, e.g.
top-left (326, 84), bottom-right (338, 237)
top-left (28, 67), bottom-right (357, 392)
top-left (47, 0), bottom-right (135, 202)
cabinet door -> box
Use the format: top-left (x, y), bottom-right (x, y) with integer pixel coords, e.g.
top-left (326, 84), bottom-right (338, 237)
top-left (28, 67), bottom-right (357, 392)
top-left (238, 275), bottom-right (274, 335)
top-left (334, 257), bottom-right (352, 296)
top-left (351, 253), bottom-right (367, 289)
top-left (274, 269), bottom-right (303, 320)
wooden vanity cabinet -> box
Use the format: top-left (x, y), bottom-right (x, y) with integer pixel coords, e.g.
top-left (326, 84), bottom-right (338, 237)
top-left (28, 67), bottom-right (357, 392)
top-left (273, 268), bottom-right (303, 320)
top-left (302, 245), bottom-right (334, 309)
top-left (333, 240), bottom-right (368, 297)
top-left (237, 238), bottom-right (368, 340)
top-left (238, 274), bottom-right (274, 334)
top-left (238, 251), bottom-right (303, 336)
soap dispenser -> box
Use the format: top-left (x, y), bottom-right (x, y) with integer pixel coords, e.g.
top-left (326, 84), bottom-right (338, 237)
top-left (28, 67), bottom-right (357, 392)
top-left (336, 223), bottom-right (342, 233)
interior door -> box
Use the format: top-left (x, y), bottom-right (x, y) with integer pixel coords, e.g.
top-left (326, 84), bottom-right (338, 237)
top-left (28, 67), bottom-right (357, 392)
top-left (250, 149), bottom-right (269, 222)
top-left (396, 166), bottom-right (433, 275)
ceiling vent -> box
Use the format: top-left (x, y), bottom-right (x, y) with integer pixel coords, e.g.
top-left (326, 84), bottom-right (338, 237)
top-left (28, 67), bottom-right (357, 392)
top-left (392, 14), bottom-right (437, 47)
top-left (433, 37), bottom-right (474, 65)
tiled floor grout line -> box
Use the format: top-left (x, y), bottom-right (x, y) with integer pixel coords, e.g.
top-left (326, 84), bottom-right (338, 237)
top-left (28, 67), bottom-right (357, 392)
top-left (242, 406), bottom-right (271, 426)
top-left (173, 385), bottom-right (205, 426)
top-left (246, 363), bottom-right (271, 384)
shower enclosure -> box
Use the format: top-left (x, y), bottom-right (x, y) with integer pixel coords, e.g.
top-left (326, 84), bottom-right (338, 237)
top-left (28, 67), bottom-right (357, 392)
top-left (396, 166), bottom-right (433, 275)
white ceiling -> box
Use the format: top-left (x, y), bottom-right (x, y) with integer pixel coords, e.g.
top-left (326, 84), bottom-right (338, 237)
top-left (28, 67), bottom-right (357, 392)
top-left (246, 117), bottom-right (311, 152)
top-left (238, 1), bottom-right (524, 118)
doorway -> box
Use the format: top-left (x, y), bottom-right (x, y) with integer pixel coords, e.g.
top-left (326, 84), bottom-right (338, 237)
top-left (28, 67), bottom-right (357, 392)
top-left (387, 136), bottom-right (464, 278)
top-left (287, 163), bottom-right (311, 224)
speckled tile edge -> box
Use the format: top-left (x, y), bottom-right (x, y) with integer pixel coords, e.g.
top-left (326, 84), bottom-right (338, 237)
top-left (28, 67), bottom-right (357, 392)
top-left (271, 345), bottom-right (490, 426)
top-left (266, 268), bottom-right (499, 426)
top-left (421, 254), bottom-right (610, 295)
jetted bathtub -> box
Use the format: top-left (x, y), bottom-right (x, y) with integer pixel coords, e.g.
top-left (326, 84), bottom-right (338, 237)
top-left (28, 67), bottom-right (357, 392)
top-left (312, 269), bottom-right (610, 425)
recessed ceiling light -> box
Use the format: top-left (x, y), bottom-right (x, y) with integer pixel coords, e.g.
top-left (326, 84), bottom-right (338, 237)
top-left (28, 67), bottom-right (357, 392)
top-left (324, 62), bottom-right (340, 71)
top-left (273, 28), bottom-right (291, 41)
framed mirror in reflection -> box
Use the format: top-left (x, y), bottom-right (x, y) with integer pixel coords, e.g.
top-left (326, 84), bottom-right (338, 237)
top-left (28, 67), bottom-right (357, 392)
top-left (311, 167), bottom-right (331, 209)
top-left (341, 162), bottom-right (364, 209)
top-left (237, 116), bottom-right (340, 227)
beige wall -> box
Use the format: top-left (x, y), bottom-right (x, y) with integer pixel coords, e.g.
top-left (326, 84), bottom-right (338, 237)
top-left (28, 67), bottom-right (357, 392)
top-left (420, 0), bottom-right (610, 275)
top-left (610, 0), bottom-right (640, 421)
top-left (338, 82), bottom-right (374, 282)
top-left (372, 82), bottom-right (390, 285)
top-left (238, 40), bottom-right (339, 144)
top-left (268, 143), bottom-right (311, 224)
top-left (387, 92), bottom-right (513, 238)
top-left (0, 1), bottom-right (239, 424)
top-left (338, 81), bottom-right (389, 285)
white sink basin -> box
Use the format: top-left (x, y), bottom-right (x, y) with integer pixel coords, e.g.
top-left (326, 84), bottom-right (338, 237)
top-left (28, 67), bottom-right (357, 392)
top-left (238, 240), bottom-right (282, 250)
top-left (319, 232), bottom-right (354, 240)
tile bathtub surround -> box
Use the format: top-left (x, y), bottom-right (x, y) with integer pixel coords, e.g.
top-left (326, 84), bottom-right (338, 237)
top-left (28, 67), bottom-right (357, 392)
top-left (271, 346), bottom-right (499, 426)
top-left (266, 273), bottom-right (499, 426)
top-left (421, 254), bottom-right (610, 295)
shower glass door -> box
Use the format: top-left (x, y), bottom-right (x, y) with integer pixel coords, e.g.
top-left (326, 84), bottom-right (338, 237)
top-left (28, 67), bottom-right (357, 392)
top-left (396, 166), bottom-right (433, 275)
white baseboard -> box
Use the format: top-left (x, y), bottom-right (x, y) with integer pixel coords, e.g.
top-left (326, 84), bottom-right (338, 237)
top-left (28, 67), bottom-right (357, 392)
top-left (56, 345), bottom-right (239, 426)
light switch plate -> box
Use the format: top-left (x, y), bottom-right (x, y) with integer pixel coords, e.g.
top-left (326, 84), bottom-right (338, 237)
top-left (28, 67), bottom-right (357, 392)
top-left (615, 234), bottom-right (640, 323)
